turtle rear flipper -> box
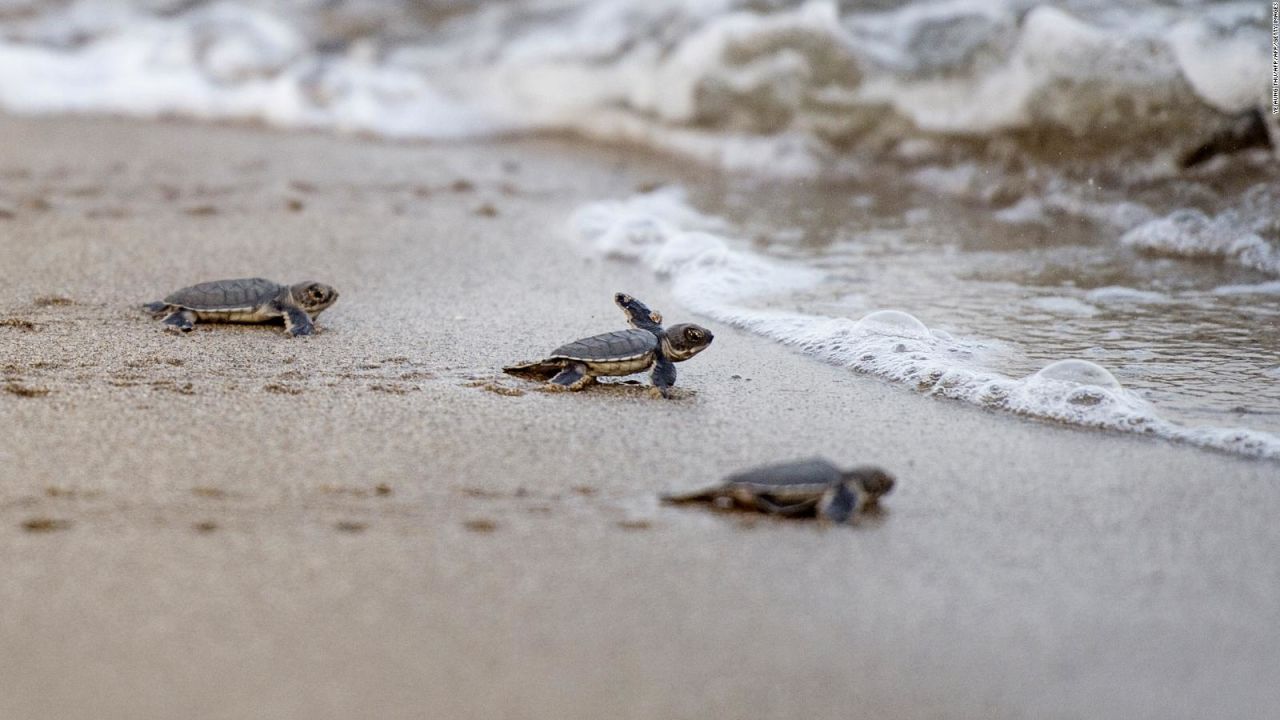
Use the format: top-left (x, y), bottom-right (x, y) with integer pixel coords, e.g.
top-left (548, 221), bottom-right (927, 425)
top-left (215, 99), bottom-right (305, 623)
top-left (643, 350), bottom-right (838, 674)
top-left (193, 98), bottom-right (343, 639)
top-left (660, 487), bottom-right (720, 504)
top-left (503, 360), bottom-right (565, 381)
top-left (548, 363), bottom-right (594, 391)
top-left (143, 301), bottom-right (169, 316)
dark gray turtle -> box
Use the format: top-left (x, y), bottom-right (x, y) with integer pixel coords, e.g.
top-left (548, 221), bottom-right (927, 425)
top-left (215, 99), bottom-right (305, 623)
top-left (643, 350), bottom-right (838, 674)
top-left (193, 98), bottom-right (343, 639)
top-left (503, 293), bottom-right (713, 397)
top-left (144, 278), bottom-right (338, 337)
top-left (662, 458), bottom-right (895, 523)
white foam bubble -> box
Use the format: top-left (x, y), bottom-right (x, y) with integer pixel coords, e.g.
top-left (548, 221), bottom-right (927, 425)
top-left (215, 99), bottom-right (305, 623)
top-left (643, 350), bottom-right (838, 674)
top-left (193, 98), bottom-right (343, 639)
top-left (855, 310), bottom-right (931, 339)
top-left (571, 188), bottom-right (1280, 460)
top-left (1033, 359), bottom-right (1122, 389)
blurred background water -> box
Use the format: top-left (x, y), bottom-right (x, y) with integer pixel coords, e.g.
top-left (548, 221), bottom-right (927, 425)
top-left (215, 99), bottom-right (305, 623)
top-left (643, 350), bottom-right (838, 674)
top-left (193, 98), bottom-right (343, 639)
top-left (1, 0), bottom-right (1276, 455)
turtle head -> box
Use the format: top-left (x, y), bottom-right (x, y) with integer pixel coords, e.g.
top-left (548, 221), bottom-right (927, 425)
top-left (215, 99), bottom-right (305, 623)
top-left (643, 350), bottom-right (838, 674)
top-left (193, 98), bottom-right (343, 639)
top-left (662, 323), bottom-right (714, 361)
top-left (290, 281), bottom-right (339, 315)
top-left (614, 292), bottom-right (664, 332)
top-left (843, 466), bottom-right (895, 504)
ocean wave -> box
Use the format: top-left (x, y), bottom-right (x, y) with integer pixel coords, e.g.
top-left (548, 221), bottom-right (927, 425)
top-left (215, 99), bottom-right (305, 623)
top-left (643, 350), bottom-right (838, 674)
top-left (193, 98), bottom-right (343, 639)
top-left (0, 0), bottom-right (1267, 174)
top-left (0, 3), bottom-right (508, 137)
top-left (571, 187), bottom-right (1280, 460)
top-left (1121, 184), bottom-right (1280, 278)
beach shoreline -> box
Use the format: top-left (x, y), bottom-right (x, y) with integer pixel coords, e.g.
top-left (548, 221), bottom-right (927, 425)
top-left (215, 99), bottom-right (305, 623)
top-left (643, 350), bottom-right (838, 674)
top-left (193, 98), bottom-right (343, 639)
top-left (1, 115), bottom-right (1277, 720)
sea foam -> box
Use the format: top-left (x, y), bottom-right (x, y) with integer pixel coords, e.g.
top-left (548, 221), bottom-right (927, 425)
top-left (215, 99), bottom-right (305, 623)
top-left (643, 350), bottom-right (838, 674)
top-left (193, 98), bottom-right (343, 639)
top-left (1122, 189), bottom-right (1280, 279)
top-left (571, 188), bottom-right (1280, 460)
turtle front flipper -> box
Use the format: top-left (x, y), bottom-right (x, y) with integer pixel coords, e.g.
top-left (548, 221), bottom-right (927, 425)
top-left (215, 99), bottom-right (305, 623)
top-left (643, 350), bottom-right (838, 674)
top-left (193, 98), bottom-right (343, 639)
top-left (614, 293), bottom-right (664, 333)
top-left (650, 355), bottom-right (676, 398)
top-left (161, 309), bottom-right (196, 332)
top-left (816, 482), bottom-right (863, 524)
top-left (281, 305), bottom-right (315, 337)
top-left (548, 363), bottom-right (594, 391)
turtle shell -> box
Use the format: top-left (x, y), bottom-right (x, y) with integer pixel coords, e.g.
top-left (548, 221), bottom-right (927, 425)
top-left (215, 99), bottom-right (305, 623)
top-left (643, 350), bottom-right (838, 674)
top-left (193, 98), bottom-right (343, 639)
top-left (550, 329), bottom-right (658, 362)
top-left (723, 458), bottom-right (843, 501)
top-left (165, 278), bottom-right (285, 311)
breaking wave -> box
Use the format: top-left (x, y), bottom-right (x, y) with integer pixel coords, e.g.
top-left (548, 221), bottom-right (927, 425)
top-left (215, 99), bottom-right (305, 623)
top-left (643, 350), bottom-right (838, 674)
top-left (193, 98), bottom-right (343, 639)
top-left (1121, 184), bottom-right (1280, 278)
top-left (0, 0), bottom-right (1269, 175)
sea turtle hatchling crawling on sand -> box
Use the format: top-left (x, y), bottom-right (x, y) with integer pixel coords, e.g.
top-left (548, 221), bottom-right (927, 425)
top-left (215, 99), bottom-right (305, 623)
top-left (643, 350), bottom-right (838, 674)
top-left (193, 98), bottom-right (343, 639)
top-left (503, 293), bottom-right (713, 397)
top-left (144, 278), bottom-right (339, 337)
top-left (662, 458), bottom-right (895, 524)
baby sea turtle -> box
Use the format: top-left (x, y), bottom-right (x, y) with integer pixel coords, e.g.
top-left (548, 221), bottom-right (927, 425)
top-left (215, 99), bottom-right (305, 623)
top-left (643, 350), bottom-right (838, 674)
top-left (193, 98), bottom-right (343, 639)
top-left (144, 278), bottom-right (338, 337)
top-left (662, 458), bottom-right (895, 523)
top-left (503, 293), bottom-right (713, 397)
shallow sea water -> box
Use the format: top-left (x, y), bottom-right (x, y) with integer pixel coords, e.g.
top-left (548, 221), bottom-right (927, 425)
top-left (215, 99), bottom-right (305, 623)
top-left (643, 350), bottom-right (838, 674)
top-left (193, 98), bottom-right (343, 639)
top-left (688, 157), bottom-right (1280, 439)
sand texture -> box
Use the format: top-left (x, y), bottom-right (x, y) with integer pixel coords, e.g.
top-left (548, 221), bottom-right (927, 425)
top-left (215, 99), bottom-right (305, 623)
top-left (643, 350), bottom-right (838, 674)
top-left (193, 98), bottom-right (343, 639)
top-left (1, 116), bottom-right (1278, 720)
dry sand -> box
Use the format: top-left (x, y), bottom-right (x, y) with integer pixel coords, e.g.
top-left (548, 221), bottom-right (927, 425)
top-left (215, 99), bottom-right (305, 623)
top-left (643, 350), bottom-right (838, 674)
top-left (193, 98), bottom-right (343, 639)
top-left (1, 116), bottom-right (1277, 720)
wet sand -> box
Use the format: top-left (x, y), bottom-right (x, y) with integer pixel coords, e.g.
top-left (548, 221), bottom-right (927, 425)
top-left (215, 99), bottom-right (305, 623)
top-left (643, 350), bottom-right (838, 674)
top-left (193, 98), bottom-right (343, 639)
top-left (1, 116), bottom-right (1277, 720)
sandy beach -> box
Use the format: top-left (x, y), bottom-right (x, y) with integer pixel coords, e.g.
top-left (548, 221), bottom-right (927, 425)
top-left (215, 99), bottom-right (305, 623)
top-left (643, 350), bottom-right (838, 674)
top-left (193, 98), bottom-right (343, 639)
top-left (1, 115), bottom-right (1278, 719)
